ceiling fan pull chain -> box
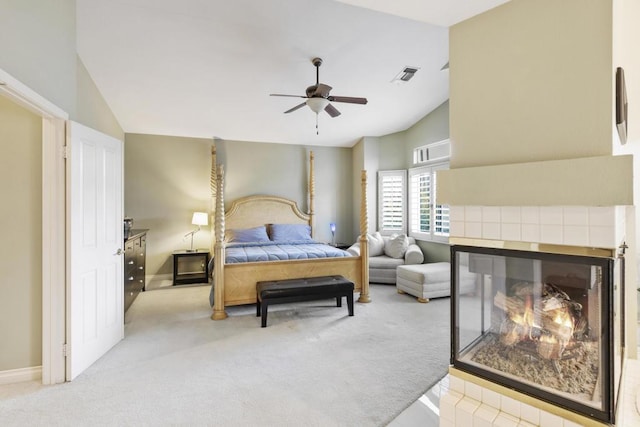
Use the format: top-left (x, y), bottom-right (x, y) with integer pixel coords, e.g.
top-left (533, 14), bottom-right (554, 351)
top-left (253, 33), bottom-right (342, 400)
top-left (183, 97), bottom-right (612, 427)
top-left (316, 114), bottom-right (319, 135)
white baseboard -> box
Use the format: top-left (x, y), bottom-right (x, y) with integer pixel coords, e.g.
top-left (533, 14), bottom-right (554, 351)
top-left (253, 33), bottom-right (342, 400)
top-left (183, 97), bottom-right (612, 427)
top-left (0, 366), bottom-right (42, 385)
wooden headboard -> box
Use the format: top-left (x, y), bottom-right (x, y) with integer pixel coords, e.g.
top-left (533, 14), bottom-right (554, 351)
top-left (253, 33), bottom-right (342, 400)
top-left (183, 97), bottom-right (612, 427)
top-left (225, 195), bottom-right (310, 231)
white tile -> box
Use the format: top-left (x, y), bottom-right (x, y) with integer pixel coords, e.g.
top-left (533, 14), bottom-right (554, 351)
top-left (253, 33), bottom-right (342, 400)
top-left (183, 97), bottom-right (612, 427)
top-left (562, 225), bottom-right (589, 246)
top-left (481, 388), bottom-right (501, 409)
top-left (450, 206), bottom-right (465, 222)
top-left (521, 206), bottom-right (540, 224)
top-left (589, 226), bottom-right (616, 248)
top-left (466, 222), bottom-right (482, 238)
top-left (563, 420), bottom-right (583, 427)
top-left (450, 221), bottom-right (465, 238)
top-left (500, 207), bottom-right (521, 224)
top-left (473, 404), bottom-right (499, 427)
top-left (517, 421), bottom-right (537, 427)
top-left (482, 223), bottom-right (501, 240)
top-left (539, 410), bottom-right (563, 427)
top-left (449, 375), bottom-right (465, 394)
top-left (482, 206), bottom-right (501, 223)
top-left (465, 381), bottom-right (482, 402)
top-left (539, 207), bottom-right (563, 225)
top-left (456, 397), bottom-right (480, 427)
top-left (521, 224), bottom-right (540, 243)
top-left (562, 206), bottom-right (588, 226)
top-left (492, 413), bottom-right (519, 427)
top-left (540, 224), bottom-right (563, 244)
top-left (519, 403), bottom-right (540, 425)
top-left (501, 223), bottom-right (521, 242)
top-left (589, 206), bottom-right (616, 227)
top-left (440, 390), bottom-right (463, 422)
top-left (500, 396), bottom-right (520, 419)
top-left (466, 206), bottom-right (483, 222)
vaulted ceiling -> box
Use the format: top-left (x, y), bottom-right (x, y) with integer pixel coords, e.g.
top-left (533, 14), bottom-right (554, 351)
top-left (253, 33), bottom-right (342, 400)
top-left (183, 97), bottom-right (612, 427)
top-left (76, 0), bottom-right (510, 147)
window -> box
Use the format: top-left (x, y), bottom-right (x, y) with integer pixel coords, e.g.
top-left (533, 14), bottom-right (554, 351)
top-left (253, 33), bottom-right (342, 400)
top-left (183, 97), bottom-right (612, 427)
top-left (408, 162), bottom-right (449, 242)
top-left (377, 170), bottom-right (406, 234)
top-left (413, 139), bottom-right (450, 165)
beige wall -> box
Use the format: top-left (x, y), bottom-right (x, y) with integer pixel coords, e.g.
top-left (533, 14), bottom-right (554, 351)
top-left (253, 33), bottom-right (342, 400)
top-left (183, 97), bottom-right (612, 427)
top-left (449, 0), bottom-right (613, 169)
top-left (0, 95), bottom-right (43, 370)
top-left (124, 135), bottom-right (355, 281)
top-left (124, 134), bottom-right (212, 278)
top-left (442, 0), bottom-right (628, 207)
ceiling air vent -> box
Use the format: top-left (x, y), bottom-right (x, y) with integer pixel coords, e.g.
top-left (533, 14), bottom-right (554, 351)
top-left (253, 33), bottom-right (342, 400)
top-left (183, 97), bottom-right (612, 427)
top-left (392, 66), bottom-right (419, 83)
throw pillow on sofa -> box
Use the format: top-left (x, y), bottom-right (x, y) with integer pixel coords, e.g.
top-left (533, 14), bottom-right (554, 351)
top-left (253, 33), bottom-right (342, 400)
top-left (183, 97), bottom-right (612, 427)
top-left (368, 232), bottom-right (385, 256)
top-left (384, 234), bottom-right (409, 259)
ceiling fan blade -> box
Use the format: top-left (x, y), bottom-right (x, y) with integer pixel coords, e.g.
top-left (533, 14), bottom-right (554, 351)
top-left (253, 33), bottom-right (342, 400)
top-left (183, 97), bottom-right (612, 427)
top-left (324, 103), bottom-right (341, 118)
top-left (314, 83), bottom-right (332, 98)
top-left (328, 96), bottom-right (368, 105)
top-left (284, 102), bottom-right (307, 114)
top-left (270, 93), bottom-right (308, 98)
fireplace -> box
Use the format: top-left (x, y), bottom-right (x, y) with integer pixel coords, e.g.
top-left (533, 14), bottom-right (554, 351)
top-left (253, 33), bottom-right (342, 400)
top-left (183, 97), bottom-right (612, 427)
top-left (451, 243), bottom-right (625, 424)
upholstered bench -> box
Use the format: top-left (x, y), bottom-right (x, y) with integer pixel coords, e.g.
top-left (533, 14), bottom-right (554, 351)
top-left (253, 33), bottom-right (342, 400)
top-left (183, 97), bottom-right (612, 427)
top-left (256, 276), bottom-right (354, 327)
top-left (396, 262), bottom-right (476, 303)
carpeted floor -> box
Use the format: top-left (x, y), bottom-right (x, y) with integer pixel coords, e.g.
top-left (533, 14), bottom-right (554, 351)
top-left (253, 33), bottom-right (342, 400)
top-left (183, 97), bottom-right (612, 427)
top-left (0, 284), bottom-right (450, 426)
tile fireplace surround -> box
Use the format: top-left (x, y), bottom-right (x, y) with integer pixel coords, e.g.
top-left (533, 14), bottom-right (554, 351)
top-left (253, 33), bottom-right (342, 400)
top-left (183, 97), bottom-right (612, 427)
top-left (440, 205), bottom-right (633, 427)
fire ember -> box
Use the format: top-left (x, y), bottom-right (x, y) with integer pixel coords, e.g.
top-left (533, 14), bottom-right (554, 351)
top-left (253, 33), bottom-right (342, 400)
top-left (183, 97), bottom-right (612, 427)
top-left (469, 282), bottom-right (599, 397)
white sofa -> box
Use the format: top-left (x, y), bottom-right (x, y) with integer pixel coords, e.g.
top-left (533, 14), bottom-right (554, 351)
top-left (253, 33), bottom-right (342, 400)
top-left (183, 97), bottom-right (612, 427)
top-left (346, 232), bottom-right (424, 284)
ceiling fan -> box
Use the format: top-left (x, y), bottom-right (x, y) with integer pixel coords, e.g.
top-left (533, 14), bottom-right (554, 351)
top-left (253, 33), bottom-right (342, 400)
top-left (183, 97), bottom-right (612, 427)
top-left (270, 57), bottom-right (368, 133)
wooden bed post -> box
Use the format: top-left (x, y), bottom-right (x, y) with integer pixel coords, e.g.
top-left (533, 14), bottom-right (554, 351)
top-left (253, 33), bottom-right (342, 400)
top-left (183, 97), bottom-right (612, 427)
top-left (308, 150), bottom-right (315, 238)
top-left (211, 164), bottom-right (228, 320)
top-left (210, 143), bottom-right (217, 254)
top-left (358, 169), bottom-right (371, 303)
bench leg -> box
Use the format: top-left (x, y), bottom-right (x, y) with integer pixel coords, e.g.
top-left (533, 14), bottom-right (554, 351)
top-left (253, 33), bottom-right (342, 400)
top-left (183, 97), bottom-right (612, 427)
top-left (346, 292), bottom-right (354, 316)
top-left (336, 296), bottom-right (342, 307)
top-left (261, 302), bottom-right (269, 328)
top-left (256, 298), bottom-right (261, 317)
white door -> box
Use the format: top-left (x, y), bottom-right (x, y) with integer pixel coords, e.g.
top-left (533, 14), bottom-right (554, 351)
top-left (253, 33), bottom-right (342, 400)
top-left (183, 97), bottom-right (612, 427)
top-left (67, 121), bottom-right (124, 380)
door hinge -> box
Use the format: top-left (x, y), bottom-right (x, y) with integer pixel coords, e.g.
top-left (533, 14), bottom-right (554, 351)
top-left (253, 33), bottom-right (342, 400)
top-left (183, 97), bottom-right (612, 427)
top-left (62, 343), bottom-right (68, 357)
top-left (62, 145), bottom-right (70, 159)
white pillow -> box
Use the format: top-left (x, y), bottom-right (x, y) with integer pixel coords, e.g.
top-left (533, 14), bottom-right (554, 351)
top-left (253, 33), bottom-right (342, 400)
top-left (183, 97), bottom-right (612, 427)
top-left (367, 232), bottom-right (385, 256)
top-left (384, 234), bottom-right (409, 259)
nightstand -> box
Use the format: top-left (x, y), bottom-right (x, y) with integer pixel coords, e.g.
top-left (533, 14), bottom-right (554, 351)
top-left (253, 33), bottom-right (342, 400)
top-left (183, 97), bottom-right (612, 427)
top-left (172, 250), bottom-right (210, 285)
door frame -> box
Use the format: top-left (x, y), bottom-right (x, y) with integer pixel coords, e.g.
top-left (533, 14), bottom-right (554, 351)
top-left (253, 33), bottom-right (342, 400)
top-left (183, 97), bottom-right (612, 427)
top-left (0, 68), bottom-right (68, 384)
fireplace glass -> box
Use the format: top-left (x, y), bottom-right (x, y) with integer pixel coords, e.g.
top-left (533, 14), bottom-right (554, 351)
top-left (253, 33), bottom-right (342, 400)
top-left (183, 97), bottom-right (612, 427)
top-left (451, 245), bottom-right (623, 424)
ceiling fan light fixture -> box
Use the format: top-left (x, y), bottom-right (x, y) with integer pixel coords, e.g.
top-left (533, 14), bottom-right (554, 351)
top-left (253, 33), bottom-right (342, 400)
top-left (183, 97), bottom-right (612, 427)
top-left (306, 97), bottom-right (330, 114)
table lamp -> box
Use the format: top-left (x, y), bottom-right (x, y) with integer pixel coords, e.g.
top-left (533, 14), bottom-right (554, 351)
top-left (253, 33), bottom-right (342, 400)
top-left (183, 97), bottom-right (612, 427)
top-left (186, 212), bottom-right (208, 252)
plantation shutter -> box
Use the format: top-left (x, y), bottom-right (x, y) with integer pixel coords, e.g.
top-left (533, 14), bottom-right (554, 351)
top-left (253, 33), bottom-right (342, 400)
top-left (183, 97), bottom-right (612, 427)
top-left (408, 162), bottom-right (449, 242)
top-left (378, 170), bottom-right (406, 234)
top-left (409, 168), bottom-right (431, 238)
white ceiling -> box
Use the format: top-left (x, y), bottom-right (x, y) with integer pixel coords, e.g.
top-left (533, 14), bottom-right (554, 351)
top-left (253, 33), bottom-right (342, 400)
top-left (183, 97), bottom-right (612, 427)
top-left (76, 0), bottom-right (509, 147)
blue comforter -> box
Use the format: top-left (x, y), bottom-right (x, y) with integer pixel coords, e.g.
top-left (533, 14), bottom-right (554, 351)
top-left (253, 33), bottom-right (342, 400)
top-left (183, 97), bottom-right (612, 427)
top-left (224, 240), bottom-right (352, 263)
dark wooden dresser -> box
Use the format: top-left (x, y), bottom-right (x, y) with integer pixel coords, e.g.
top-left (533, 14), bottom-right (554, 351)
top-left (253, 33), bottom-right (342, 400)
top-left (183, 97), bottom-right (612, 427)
top-left (124, 229), bottom-right (148, 312)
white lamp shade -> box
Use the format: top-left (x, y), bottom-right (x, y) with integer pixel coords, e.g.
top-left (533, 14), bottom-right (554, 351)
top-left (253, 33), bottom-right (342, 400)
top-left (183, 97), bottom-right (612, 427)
top-left (191, 212), bottom-right (208, 226)
top-left (306, 97), bottom-right (329, 114)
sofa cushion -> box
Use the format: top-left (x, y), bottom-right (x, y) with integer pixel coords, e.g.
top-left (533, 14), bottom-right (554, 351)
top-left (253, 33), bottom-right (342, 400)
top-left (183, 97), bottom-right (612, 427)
top-left (367, 232), bottom-right (385, 256)
top-left (384, 234), bottom-right (409, 259)
top-left (404, 245), bottom-right (424, 265)
top-left (369, 255), bottom-right (405, 269)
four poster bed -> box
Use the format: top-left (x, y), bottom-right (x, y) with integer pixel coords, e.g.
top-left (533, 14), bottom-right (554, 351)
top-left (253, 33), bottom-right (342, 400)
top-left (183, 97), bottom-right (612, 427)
top-left (208, 149), bottom-right (370, 320)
